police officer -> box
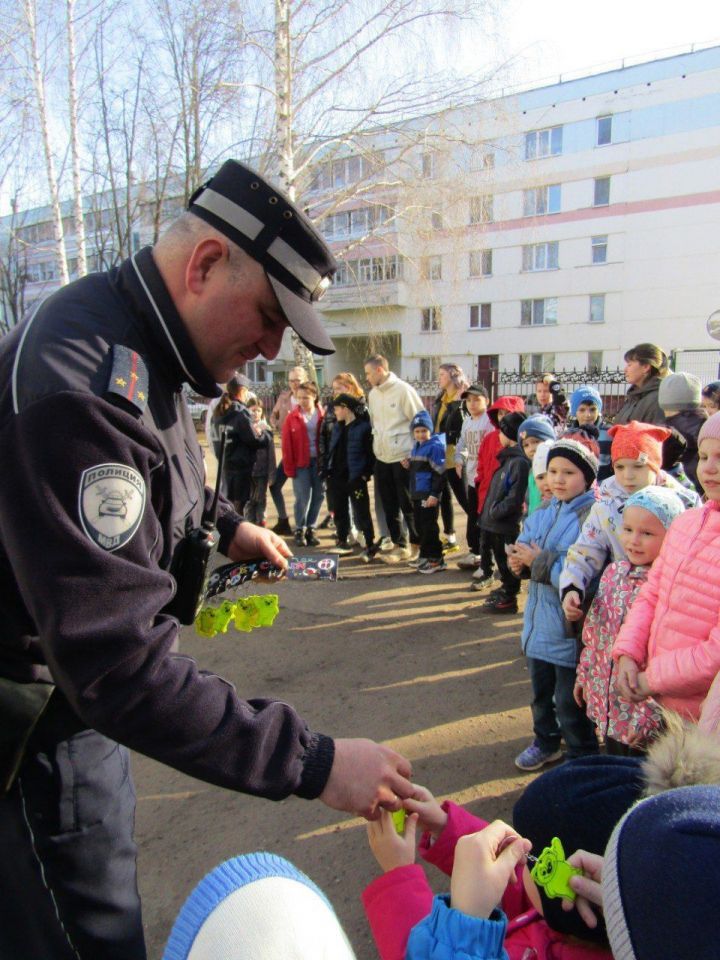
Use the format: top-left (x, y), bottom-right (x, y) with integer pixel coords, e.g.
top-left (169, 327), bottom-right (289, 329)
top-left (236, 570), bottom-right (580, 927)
top-left (0, 160), bottom-right (413, 959)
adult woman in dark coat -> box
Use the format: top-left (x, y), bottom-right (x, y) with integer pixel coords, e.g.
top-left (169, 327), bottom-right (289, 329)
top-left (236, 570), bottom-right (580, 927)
top-left (613, 342), bottom-right (669, 425)
top-left (432, 363), bottom-right (469, 549)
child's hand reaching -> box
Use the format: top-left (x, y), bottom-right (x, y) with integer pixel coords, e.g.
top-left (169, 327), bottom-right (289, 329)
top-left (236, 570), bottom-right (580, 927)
top-left (367, 808), bottom-right (419, 872)
top-left (562, 590), bottom-right (585, 622)
top-left (402, 784), bottom-right (448, 838)
top-left (562, 850), bottom-right (604, 929)
top-left (450, 821), bottom-right (531, 919)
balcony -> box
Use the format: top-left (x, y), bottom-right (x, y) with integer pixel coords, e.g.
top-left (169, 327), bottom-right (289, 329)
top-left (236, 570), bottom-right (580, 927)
top-left (320, 277), bottom-right (410, 311)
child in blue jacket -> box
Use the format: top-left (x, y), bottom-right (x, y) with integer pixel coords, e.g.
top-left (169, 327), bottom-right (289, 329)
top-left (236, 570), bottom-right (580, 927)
top-left (408, 409), bottom-right (447, 573)
top-left (507, 433), bottom-right (601, 771)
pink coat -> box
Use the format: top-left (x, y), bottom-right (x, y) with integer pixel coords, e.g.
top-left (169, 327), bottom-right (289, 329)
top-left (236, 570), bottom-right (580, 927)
top-left (362, 801), bottom-right (611, 960)
top-left (613, 500), bottom-right (720, 720)
top-left (578, 560), bottom-right (662, 746)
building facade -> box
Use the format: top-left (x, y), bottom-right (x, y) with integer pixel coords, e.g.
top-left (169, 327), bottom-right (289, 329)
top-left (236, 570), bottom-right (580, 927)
top-left (313, 44), bottom-right (720, 386)
top-left (3, 44), bottom-right (720, 387)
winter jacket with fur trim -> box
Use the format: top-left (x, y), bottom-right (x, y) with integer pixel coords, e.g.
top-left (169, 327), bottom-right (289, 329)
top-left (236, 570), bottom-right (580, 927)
top-left (613, 500), bottom-right (720, 720)
top-left (367, 372), bottom-right (424, 463)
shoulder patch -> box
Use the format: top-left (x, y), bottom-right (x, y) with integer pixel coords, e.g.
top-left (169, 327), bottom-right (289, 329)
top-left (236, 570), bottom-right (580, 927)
top-left (78, 463), bottom-right (146, 552)
top-left (105, 345), bottom-right (149, 413)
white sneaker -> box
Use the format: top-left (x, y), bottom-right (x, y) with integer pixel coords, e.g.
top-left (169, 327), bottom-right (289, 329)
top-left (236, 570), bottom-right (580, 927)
top-left (379, 536), bottom-right (394, 553)
top-left (473, 566), bottom-right (494, 581)
top-left (456, 552), bottom-right (482, 569)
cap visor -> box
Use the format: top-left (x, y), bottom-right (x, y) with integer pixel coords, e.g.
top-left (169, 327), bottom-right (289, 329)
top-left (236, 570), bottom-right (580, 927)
top-left (268, 275), bottom-right (335, 356)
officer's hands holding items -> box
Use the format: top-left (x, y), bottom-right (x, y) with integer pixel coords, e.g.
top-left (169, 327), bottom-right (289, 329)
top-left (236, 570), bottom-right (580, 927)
top-left (0, 158), bottom-right (411, 959)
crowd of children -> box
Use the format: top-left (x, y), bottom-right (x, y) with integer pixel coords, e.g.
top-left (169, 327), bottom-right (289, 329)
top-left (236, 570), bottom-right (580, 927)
top-left (177, 373), bottom-right (720, 960)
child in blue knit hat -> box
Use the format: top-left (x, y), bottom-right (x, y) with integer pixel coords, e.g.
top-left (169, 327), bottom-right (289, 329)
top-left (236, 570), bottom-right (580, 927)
top-left (407, 409), bottom-right (447, 573)
top-left (567, 387), bottom-right (612, 482)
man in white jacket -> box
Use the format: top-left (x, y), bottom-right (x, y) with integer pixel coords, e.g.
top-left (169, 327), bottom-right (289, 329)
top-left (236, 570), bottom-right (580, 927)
top-left (364, 354), bottom-right (424, 563)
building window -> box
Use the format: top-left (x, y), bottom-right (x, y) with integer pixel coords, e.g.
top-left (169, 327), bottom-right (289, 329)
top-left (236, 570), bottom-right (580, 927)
top-left (588, 350), bottom-right (603, 373)
top-left (593, 176), bottom-right (611, 206)
top-left (525, 126), bottom-right (563, 160)
top-left (469, 303), bottom-right (491, 329)
top-left (421, 307), bottom-right (442, 332)
top-left (469, 249), bottom-right (492, 277)
top-left (522, 241), bottom-right (559, 272)
top-left (420, 255), bottom-right (442, 281)
top-left (420, 357), bottom-right (441, 381)
top-left (523, 184), bottom-right (561, 216)
top-left (591, 235), bottom-right (608, 264)
top-left (245, 360), bottom-right (268, 383)
top-left (421, 152), bottom-right (436, 179)
top-left (331, 255), bottom-right (403, 286)
top-left (589, 294), bottom-right (605, 323)
top-left (431, 209), bottom-right (444, 231)
top-left (521, 297), bottom-right (558, 326)
top-left (520, 352), bottom-right (556, 375)
top-left (469, 195), bottom-right (493, 224)
top-left (596, 116), bottom-right (612, 146)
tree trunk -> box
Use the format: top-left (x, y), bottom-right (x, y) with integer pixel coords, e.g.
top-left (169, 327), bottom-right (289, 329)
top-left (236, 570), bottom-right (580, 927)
top-left (274, 0), bottom-right (318, 382)
top-left (66, 0), bottom-right (87, 276)
top-left (24, 0), bottom-right (69, 286)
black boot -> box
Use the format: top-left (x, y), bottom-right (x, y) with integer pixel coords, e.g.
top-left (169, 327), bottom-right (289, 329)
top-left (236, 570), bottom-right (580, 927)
top-left (273, 517), bottom-right (293, 535)
top-left (294, 528), bottom-right (306, 547)
top-left (305, 528), bottom-right (320, 547)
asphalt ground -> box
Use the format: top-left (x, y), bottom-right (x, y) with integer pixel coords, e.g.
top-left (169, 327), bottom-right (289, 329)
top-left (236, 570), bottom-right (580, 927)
top-left (134, 439), bottom-right (538, 958)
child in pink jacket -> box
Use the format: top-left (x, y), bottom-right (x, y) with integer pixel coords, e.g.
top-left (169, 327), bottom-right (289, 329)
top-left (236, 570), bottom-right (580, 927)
top-left (575, 486), bottom-right (685, 755)
top-left (614, 412), bottom-right (720, 720)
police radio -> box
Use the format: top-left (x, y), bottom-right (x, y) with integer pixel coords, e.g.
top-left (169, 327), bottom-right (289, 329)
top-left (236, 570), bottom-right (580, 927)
top-left (166, 432), bottom-right (227, 625)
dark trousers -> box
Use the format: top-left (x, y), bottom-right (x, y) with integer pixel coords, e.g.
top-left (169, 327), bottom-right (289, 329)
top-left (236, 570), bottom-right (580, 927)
top-left (329, 477), bottom-right (375, 547)
top-left (244, 475), bottom-right (269, 524)
top-left (412, 499), bottom-right (442, 560)
top-left (269, 458), bottom-right (288, 519)
top-left (527, 656), bottom-right (599, 758)
top-left (0, 730), bottom-right (145, 959)
top-left (484, 530), bottom-right (519, 596)
top-left (466, 484), bottom-right (480, 554)
top-left (374, 460), bottom-right (418, 547)
top-left (439, 469), bottom-right (469, 534)
top-left (605, 737), bottom-right (646, 758)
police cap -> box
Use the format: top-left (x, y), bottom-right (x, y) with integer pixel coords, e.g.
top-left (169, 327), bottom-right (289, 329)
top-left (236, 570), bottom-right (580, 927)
top-left (188, 160), bottom-right (337, 355)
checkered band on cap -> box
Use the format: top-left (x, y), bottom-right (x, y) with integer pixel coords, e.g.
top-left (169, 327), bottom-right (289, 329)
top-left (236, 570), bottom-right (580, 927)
top-left (188, 160), bottom-right (337, 355)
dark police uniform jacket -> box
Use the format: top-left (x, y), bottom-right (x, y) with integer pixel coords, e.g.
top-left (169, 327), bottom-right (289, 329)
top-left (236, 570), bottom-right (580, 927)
top-left (0, 247), bottom-right (333, 800)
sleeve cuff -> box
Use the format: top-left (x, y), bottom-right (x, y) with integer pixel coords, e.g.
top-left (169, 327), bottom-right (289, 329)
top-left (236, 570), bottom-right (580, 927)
top-left (295, 732), bottom-right (335, 799)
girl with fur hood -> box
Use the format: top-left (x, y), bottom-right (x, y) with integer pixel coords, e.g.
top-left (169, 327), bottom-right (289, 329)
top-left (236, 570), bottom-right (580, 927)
top-left (613, 413), bottom-right (720, 721)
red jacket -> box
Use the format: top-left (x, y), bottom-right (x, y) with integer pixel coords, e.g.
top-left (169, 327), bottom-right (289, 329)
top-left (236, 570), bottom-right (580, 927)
top-left (475, 395), bottom-right (525, 513)
top-left (281, 404), bottom-right (324, 477)
top-left (362, 801), bottom-right (612, 960)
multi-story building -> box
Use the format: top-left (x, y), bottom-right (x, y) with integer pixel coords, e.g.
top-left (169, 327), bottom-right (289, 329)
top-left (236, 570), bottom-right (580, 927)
top-left (312, 43), bottom-right (720, 385)
top-left (3, 43), bottom-right (720, 387)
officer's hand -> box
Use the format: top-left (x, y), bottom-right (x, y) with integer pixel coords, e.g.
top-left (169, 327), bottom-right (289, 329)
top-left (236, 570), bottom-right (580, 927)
top-left (319, 738), bottom-right (413, 820)
top-left (227, 522), bottom-right (292, 568)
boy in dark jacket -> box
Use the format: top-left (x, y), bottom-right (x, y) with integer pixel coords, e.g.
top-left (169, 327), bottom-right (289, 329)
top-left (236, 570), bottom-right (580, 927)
top-left (478, 411), bottom-right (529, 612)
top-left (408, 409), bottom-right (447, 574)
top-left (326, 394), bottom-right (378, 561)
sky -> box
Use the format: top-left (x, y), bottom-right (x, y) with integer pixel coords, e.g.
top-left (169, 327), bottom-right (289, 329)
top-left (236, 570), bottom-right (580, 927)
top-left (495, 0), bottom-right (720, 90)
